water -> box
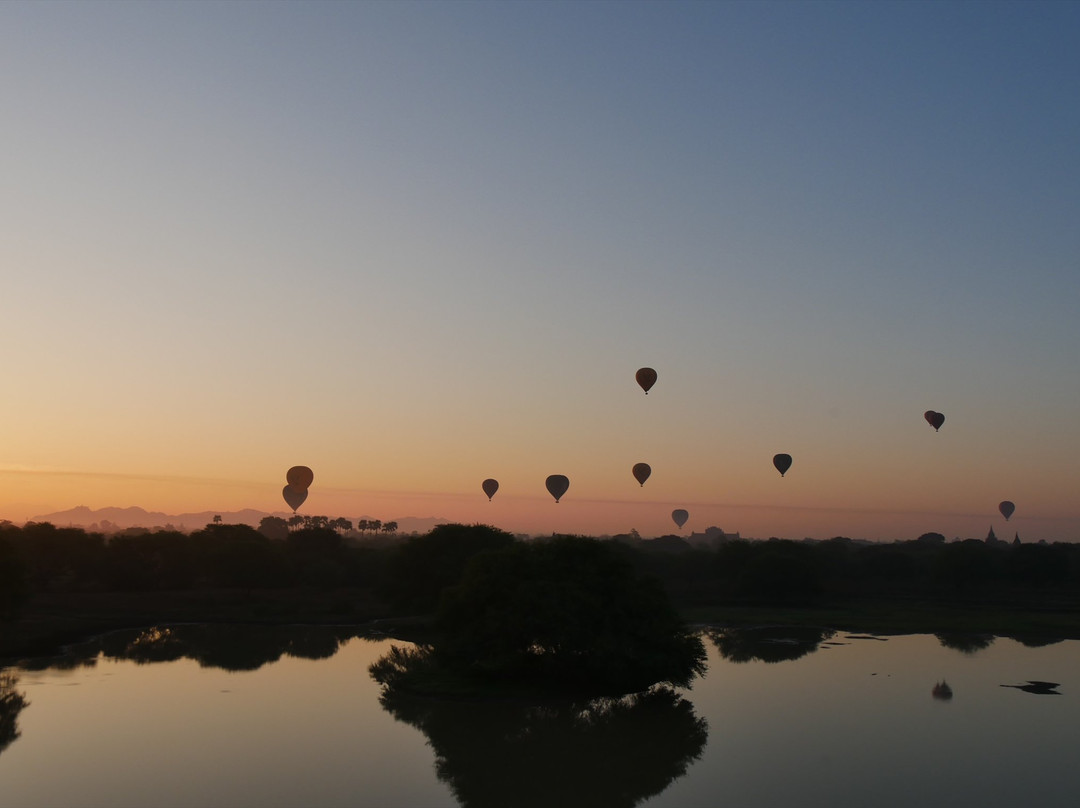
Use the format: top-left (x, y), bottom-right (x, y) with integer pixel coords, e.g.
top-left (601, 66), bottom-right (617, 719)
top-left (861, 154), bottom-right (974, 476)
top-left (2, 625), bottom-right (1078, 807)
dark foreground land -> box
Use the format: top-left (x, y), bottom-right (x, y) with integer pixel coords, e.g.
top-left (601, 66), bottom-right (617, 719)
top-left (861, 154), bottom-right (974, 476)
top-left (3, 521), bottom-right (1080, 661)
top-left (4, 589), bottom-right (1079, 663)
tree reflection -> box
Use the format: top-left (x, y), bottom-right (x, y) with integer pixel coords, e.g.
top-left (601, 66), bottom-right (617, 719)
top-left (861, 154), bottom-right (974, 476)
top-left (17, 625), bottom-right (363, 673)
top-left (935, 633), bottom-right (995, 655)
top-left (706, 626), bottom-right (835, 663)
top-left (0, 670), bottom-right (28, 756)
top-left (377, 685), bottom-right (707, 808)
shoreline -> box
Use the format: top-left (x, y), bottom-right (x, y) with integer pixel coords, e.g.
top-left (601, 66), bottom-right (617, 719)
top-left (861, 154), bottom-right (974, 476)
top-left (5, 588), bottom-right (1080, 663)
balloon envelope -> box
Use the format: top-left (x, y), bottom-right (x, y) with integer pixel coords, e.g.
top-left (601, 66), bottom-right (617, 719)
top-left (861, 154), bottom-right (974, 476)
top-left (632, 462), bottom-right (651, 487)
top-left (773, 453), bottom-right (793, 477)
top-left (286, 466), bottom-right (314, 490)
top-left (546, 474), bottom-right (570, 503)
top-left (482, 478), bottom-right (499, 501)
top-left (282, 484), bottom-right (308, 513)
top-left (672, 509), bottom-right (689, 529)
top-left (635, 367), bottom-right (657, 394)
top-left (924, 410), bottom-right (945, 431)
top-left (999, 500), bottom-right (1015, 521)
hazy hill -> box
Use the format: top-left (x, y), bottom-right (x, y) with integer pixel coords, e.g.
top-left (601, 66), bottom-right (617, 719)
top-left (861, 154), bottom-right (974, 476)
top-left (30, 505), bottom-right (445, 535)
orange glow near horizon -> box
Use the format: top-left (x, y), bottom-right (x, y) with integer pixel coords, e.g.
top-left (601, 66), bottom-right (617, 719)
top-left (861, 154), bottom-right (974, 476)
top-left (2, 465), bottom-right (1075, 542)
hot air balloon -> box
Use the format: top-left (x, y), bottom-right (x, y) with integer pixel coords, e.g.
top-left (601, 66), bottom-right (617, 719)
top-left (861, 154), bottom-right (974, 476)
top-left (282, 484), bottom-right (308, 513)
top-left (999, 501), bottom-right (1015, 521)
top-left (672, 509), bottom-right (689, 529)
top-left (482, 478), bottom-right (499, 501)
top-left (286, 466), bottom-right (314, 490)
top-left (773, 453), bottom-right (792, 477)
top-left (546, 474), bottom-right (570, 503)
top-left (924, 411), bottom-right (945, 431)
top-left (632, 463), bottom-right (651, 487)
top-left (636, 367), bottom-right (657, 395)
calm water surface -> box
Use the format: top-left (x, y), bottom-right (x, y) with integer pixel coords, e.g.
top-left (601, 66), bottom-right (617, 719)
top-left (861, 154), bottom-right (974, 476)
top-left (1, 626), bottom-right (1078, 807)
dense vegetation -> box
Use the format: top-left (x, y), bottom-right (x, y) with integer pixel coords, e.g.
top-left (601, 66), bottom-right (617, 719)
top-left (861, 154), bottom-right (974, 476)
top-left (3, 520), bottom-right (1080, 638)
top-left (372, 535), bottom-right (707, 696)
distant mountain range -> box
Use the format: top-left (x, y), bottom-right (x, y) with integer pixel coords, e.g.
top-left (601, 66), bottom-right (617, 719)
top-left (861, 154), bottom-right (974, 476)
top-left (30, 505), bottom-right (446, 535)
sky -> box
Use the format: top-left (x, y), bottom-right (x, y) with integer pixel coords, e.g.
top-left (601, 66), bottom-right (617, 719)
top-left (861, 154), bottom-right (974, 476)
top-left (2, 0), bottom-right (1078, 541)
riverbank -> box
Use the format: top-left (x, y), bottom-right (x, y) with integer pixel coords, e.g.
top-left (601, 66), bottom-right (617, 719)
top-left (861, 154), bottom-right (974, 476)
top-left (0, 588), bottom-right (399, 661)
top-left (4, 589), bottom-right (1080, 662)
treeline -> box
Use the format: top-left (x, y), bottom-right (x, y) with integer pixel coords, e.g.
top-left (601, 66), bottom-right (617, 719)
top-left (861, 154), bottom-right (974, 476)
top-left (627, 533), bottom-right (1080, 610)
top-left (2, 521), bottom-right (1080, 621)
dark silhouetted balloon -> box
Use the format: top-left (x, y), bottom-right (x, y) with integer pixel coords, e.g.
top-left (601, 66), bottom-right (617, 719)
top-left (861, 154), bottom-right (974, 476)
top-left (632, 463), bottom-right (651, 487)
top-left (482, 478), bottom-right (499, 501)
top-left (672, 509), bottom-right (689, 529)
top-left (286, 466), bottom-right (314, 490)
top-left (282, 484), bottom-right (308, 513)
top-left (636, 367), bottom-right (657, 395)
top-left (773, 454), bottom-right (792, 477)
top-left (999, 500), bottom-right (1015, 521)
top-left (546, 474), bottom-right (570, 503)
top-left (924, 411), bottom-right (945, 431)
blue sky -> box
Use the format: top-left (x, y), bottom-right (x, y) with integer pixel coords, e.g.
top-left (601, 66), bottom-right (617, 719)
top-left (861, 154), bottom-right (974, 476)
top-left (2, 1), bottom-right (1078, 540)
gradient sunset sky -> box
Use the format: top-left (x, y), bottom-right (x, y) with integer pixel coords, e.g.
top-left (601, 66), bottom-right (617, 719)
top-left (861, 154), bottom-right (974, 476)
top-left (3, 1), bottom-right (1078, 541)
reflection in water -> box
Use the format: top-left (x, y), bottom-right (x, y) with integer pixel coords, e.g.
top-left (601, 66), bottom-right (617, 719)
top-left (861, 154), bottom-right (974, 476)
top-left (932, 680), bottom-right (953, 700)
top-left (1001, 680), bottom-right (1061, 695)
top-left (0, 670), bottom-right (28, 756)
top-left (16, 624), bottom-right (370, 674)
top-left (935, 633), bottom-right (995, 654)
top-left (706, 626), bottom-right (836, 664)
top-left (378, 685), bottom-right (707, 808)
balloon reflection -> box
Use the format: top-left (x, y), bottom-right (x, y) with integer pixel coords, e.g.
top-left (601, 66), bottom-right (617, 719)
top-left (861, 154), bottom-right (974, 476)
top-left (377, 684), bottom-right (706, 808)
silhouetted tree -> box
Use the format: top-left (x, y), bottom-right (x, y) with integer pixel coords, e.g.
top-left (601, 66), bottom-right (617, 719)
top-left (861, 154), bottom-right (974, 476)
top-left (382, 521), bottom-right (398, 535)
top-left (386, 523), bottom-right (515, 613)
top-left (258, 516), bottom-right (290, 541)
top-left (432, 536), bottom-right (706, 694)
top-left (0, 536), bottom-right (27, 619)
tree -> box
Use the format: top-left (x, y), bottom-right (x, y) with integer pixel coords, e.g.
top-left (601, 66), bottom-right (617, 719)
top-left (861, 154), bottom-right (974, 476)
top-left (431, 535), bottom-right (706, 695)
top-left (329, 517), bottom-right (353, 535)
top-left (0, 536), bottom-right (27, 619)
top-left (258, 516), bottom-right (289, 541)
top-left (382, 521), bottom-right (398, 536)
top-left (386, 523), bottom-right (515, 613)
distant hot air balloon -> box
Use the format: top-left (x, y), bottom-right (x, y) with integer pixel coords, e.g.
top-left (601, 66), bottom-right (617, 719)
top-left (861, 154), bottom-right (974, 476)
top-left (632, 462), bottom-right (652, 487)
top-left (482, 478), bottom-right (499, 501)
top-left (286, 466), bottom-right (314, 490)
top-left (672, 509), bottom-right (689, 529)
top-left (636, 367), bottom-right (657, 395)
top-left (924, 411), bottom-right (945, 431)
top-left (999, 501), bottom-right (1015, 521)
top-left (546, 474), bottom-right (570, 503)
top-left (773, 453), bottom-right (793, 477)
top-left (282, 484), bottom-right (308, 513)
